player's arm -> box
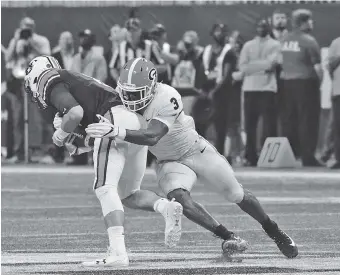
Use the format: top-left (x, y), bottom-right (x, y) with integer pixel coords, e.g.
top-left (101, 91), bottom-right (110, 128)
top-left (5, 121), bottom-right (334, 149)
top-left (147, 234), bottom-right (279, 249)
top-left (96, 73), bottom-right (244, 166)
top-left (328, 39), bottom-right (340, 77)
top-left (49, 83), bottom-right (84, 144)
top-left (239, 42), bottom-right (279, 75)
top-left (87, 94), bottom-right (182, 146)
top-left (307, 37), bottom-right (323, 83)
top-left (124, 119), bottom-right (169, 146)
top-left (239, 43), bottom-right (268, 74)
top-left (125, 95), bottom-right (182, 146)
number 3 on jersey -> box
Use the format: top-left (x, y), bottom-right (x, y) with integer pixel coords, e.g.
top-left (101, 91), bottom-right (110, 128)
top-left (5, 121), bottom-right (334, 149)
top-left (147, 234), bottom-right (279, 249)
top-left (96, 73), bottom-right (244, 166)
top-left (170, 97), bottom-right (179, 110)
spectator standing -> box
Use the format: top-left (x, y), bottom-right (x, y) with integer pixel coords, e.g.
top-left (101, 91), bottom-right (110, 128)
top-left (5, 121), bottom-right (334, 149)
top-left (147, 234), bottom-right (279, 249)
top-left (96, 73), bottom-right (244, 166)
top-left (70, 29), bottom-right (107, 165)
top-left (319, 47), bottom-right (334, 165)
top-left (239, 19), bottom-right (280, 166)
top-left (228, 30), bottom-right (245, 164)
top-left (149, 23), bottom-right (179, 85)
top-left (71, 29), bottom-right (107, 83)
top-left (110, 18), bottom-right (162, 78)
top-left (172, 31), bottom-right (204, 116)
top-left (320, 109), bottom-right (334, 164)
top-left (328, 36), bottom-right (340, 169)
top-left (271, 10), bottom-right (288, 41)
top-left (281, 9), bottom-right (323, 166)
top-left (4, 17), bottom-right (50, 163)
top-left (52, 31), bottom-right (74, 70)
top-left (199, 23), bottom-right (236, 157)
top-left (271, 10), bottom-right (288, 136)
top-left (105, 24), bottom-right (127, 88)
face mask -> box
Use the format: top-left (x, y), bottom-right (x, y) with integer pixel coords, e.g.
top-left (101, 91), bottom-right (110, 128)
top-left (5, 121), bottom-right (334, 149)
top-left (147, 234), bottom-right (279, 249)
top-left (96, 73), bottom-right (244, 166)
top-left (213, 34), bottom-right (225, 45)
top-left (81, 41), bottom-right (92, 50)
top-left (65, 42), bottom-right (73, 51)
top-left (274, 23), bottom-right (286, 31)
top-left (257, 25), bottom-right (270, 37)
top-left (259, 31), bottom-right (269, 37)
top-left (184, 42), bottom-right (193, 50)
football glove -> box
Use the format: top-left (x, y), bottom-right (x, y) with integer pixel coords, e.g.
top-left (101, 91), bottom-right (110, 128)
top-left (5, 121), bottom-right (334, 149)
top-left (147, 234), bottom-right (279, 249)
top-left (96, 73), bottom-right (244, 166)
top-left (53, 112), bottom-right (62, 129)
top-left (85, 114), bottom-right (126, 140)
top-left (52, 128), bottom-right (70, 147)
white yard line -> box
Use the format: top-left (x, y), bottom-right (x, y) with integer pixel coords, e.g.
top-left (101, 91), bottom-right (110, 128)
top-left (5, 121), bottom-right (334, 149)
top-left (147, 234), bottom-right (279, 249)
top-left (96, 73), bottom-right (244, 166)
top-left (2, 166), bottom-right (340, 180)
top-left (2, 253), bottom-right (340, 273)
top-left (3, 196), bottom-right (340, 210)
top-left (2, 211), bottom-right (339, 222)
top-left (2, 227), bottom-right (338, 238)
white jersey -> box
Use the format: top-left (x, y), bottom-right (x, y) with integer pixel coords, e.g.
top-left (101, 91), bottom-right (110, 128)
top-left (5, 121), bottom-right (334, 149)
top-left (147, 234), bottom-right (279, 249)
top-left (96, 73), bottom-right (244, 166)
top-left (143, 83), bottom-right (199, 161)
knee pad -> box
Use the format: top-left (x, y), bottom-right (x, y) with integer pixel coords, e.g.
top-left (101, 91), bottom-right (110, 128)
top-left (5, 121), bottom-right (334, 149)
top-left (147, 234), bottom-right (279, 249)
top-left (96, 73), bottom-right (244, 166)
top-left (225, 184), bottom-right (244, 204)
top-left (95, 185), bottom-right (124, 217)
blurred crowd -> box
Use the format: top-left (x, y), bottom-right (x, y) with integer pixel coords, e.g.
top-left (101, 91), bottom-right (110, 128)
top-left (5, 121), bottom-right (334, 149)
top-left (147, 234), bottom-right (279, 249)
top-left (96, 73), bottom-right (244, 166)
top-left (1, 8), bottom-right (340, 169)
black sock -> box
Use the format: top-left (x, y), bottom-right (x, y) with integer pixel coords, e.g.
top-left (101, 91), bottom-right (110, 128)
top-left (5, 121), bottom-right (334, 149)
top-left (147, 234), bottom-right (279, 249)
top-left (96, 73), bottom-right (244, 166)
top-left (214, 224), bottom-right (233, 240)
top-left (237, 189), bottom-right (271, 225)
top-left (262, 218), bottom-right (277, 231)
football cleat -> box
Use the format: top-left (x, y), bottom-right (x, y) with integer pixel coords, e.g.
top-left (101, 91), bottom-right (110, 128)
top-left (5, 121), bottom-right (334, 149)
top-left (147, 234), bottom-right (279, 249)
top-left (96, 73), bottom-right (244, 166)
top-left (82, 247), bottom-right (129, 267)
top-left (263, 221), bottom-right (298, 258)
top-left (164, 199), bottom-right (183, 248)
top-left (221, 234), bottom-right (249, 257)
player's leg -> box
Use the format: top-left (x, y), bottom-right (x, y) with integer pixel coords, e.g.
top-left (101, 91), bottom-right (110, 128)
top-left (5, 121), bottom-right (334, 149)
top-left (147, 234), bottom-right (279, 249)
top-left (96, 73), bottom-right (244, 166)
top-left (83, 106), bottom-right (144, 267)
top-left (110, 106), bottom-right (183, 247)
top-left (158, 161), bottom-right (235, 242)
top-left (82, 138), bottom-right (129, 267)
top-left (195, 137), bottom-right (298, 258)
top-left (119, 146), bottom-right (183, 248)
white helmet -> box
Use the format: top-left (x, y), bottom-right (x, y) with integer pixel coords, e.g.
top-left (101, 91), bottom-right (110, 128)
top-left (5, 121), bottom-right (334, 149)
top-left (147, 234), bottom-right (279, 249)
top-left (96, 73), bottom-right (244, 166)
top-left (24, 55), bottom-right (61, 109)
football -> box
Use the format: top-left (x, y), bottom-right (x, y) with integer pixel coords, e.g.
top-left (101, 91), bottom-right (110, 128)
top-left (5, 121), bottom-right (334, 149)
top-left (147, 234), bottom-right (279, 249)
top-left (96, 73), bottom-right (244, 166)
top-left (65, 125), bottom-right (94, 151)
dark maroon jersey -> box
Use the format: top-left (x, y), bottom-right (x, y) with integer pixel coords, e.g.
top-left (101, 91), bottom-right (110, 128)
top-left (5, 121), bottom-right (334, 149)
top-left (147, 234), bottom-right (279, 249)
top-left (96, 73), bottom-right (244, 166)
top-left (41, 69), bottom-right (122, 127)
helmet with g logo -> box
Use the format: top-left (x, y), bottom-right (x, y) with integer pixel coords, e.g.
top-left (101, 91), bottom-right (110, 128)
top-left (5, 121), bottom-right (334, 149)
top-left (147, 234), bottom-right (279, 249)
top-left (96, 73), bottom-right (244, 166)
top-left (117, 57), bottom-right (158, 111)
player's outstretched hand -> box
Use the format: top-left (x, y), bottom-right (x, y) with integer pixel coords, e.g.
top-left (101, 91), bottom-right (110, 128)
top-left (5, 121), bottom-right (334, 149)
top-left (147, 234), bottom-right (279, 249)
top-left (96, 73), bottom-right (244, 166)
top-left (86, 122), bottom-right (117, 138)
top-left (86, 115), bottom-right (118, 139)
top-left (86, 114), bottom-right (127, 140)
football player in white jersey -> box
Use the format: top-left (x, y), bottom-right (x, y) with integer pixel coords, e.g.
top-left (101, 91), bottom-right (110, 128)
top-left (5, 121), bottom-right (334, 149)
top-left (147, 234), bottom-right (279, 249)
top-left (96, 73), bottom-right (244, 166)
top-left (86, 57), bottom-right (298, 259)
top-left (24, 56), bottom-right (183, 268)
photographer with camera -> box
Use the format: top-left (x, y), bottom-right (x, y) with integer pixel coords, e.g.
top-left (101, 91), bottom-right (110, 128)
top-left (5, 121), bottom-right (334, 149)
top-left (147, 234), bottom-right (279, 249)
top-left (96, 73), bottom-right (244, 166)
top-left (4, 17), bottom-right (50, 163)
top-left (6, 17), bottom-right (50, 69)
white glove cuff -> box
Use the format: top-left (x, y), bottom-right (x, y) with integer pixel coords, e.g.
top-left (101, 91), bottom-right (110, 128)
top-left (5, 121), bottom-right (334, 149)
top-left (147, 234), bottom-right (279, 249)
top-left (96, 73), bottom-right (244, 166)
top-left (55, 128), bottom-right (70, 140)
top-left (117, 127), bottom-right (126, 140)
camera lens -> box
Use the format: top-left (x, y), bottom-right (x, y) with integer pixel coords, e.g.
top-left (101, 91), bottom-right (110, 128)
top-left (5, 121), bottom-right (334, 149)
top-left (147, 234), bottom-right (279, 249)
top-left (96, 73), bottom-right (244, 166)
top-left (20, 28), bottom-right (32, 40)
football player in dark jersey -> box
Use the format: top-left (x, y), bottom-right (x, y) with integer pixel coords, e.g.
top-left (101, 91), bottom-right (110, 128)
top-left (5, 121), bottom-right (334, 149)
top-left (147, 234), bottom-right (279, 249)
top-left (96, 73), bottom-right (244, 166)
top-left (24, 55), bottom-right (183, 267)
